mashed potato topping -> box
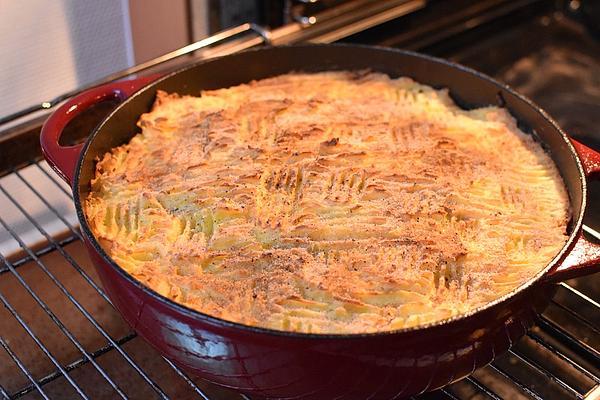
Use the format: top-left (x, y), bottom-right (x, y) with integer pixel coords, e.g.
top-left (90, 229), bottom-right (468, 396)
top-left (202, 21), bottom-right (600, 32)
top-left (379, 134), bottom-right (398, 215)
top-left (85, 71), bottom-right (569, 333)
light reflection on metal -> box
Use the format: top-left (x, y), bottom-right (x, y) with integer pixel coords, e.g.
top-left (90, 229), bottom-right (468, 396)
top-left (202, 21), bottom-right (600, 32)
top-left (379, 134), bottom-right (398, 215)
top-left (583, 224), bottom-right (600, 240)
top-left (118, 23), bottom-right (271, 79)
top-left (203, 0), bottom-right (425, 57)
top-left (294, 15), bottom-right (318, 25)
top-left (569, 0), bottom-right (581, 11)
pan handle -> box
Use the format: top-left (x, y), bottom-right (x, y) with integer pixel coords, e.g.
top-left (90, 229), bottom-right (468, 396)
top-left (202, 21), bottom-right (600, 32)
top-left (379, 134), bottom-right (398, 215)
top-left (546, 139), bottom-right (600, 282)
top-left (40, 76), bottom-right (159, 186)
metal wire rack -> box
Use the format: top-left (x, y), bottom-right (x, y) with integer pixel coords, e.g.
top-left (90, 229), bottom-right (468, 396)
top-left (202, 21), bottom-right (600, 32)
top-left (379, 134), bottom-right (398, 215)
top-left (0, 160), bottom-right (598, 400)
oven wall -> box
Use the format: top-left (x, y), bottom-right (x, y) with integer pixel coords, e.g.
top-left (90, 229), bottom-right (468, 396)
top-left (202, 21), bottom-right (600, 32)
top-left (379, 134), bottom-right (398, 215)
top-left (128, 0), bottom-right (201, 64)
top-left (0, 0), bottom-right (134, 121)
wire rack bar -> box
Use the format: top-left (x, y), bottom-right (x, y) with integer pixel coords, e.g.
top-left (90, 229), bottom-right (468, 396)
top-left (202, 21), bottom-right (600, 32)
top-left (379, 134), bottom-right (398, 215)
top-left (0, 335), bottom-right (49, 400)
top-left (508, 348), bottom-right (582, 398)
top-left (440, 388), bottom-right (462, 399)
top-left (550, 299), bottom-right (600, 337)
top-left (527, 331), bottom-right (600, 383)
top-left (559, 282), bottom-right (600, 310)
top-left (11, 332), bottom-right (136, 399)
top-left (0, 186), bottom-right (170, 400)
top-left (34, 162), bottom-right (73, 199)
top-left (582, 224), bottom-right (600, 240)
top-left (34, 161), bottom-right (73, 200)
top-left (161, 358), bottom-right (210, 400)
top-left (487, 363), bottom-right (544, 400)
top-left (16, 164), bottom-right (212, 398)
top-left (538, 316), bottom-right (600, 364)
top-left (0, 234), bottom-right (127, 399)
top-left (0, 235), bottom-right (78, 274)
top-left (0, 290), bottom-right (87, 399)
top-left (464, 376), bottom-right (503, 400)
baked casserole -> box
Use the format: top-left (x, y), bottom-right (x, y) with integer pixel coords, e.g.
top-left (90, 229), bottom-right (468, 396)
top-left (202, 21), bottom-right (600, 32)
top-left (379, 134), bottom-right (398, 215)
top-left (84, 71), bottom-right (570, 334)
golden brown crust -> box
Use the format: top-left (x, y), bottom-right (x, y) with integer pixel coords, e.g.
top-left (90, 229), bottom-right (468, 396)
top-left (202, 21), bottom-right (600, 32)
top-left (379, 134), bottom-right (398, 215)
top-left (85, 71), bottom-right (570, 333)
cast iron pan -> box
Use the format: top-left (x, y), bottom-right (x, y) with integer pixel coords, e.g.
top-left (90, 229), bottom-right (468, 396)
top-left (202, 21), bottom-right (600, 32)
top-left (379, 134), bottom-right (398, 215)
top-left (40, 44), bottom-right (600, 399)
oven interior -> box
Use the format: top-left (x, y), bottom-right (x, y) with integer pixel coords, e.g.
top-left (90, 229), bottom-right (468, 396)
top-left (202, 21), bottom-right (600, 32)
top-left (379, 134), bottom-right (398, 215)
top-left (0, 1), bottom-right (598, 399)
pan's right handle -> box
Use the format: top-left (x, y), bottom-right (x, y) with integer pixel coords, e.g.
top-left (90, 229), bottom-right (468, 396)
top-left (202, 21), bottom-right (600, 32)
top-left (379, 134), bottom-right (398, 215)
top-left (546, 139), bottom-right (600, 282)
top-left (40, 76), bottom-right (158, 186)
top-left (572, 139), bottom-right (600, 179)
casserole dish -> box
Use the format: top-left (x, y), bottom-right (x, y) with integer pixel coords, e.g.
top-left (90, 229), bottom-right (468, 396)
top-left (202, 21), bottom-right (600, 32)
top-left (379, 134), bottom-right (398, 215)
top-left (40, 44), bottom-right (600, 399)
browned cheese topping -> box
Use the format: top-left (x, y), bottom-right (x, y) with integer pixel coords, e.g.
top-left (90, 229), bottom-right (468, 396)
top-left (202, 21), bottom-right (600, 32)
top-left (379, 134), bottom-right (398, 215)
top-left (85, 71), bottom-right (570, 333)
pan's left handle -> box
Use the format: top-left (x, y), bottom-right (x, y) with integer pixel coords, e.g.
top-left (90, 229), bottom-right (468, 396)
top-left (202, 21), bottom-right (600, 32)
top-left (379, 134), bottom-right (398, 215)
top-left (546, 139), bottom-right (600, 282)
top-left (40, 76), bottom-right (159, 186)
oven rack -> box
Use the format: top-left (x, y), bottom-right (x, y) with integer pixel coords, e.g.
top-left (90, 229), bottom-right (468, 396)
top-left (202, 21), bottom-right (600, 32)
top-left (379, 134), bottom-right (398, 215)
top-left (0, 160), bottom-right (598, 400)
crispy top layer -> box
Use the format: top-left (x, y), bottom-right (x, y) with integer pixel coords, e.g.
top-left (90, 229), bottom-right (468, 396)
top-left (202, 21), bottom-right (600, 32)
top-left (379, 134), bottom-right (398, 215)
top-left (85, 71), bottom-right (569, 333)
